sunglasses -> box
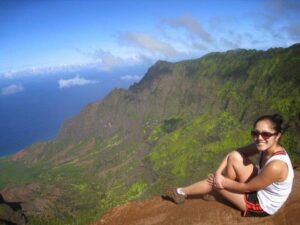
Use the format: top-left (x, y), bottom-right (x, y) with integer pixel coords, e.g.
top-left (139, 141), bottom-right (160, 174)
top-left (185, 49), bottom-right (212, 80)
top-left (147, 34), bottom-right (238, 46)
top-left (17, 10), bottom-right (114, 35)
top-left (251, 130), bottom-right (278, 140)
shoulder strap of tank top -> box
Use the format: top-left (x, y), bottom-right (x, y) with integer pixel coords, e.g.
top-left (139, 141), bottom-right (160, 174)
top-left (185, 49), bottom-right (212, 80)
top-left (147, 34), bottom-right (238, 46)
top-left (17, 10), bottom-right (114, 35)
top-left (259, 150), bottom-right (286, 169)
top-left (271, 150), bottom-right (286, 156)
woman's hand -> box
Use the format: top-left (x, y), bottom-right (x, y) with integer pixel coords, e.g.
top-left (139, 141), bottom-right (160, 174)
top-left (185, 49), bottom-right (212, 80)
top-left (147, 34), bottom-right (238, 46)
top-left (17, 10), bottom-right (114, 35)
top-left (207, 173), bottom-right (215, 186)
top-left (214, 173), bottom-right (225, 189)
top-left (207, 173), bottom-right (224, 189)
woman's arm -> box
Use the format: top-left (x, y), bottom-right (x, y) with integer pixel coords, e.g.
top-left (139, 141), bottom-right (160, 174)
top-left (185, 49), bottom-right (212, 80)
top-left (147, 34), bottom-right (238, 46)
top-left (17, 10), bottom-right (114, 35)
top-left (236, 143), bottom-right (259, 157)
top-left (222, 160), bottom-right (287, 193)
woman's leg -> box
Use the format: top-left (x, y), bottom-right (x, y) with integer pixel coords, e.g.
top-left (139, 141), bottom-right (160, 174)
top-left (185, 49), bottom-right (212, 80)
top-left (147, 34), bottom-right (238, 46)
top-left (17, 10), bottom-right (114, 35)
top-left (224, 151), bottom-right (257, 182)
top-left (180, 179), bottom-right (212, 195)
top-left (181, 151), bottom-right (257, 211)
top-left (216, 151), bottom-right (257, 210)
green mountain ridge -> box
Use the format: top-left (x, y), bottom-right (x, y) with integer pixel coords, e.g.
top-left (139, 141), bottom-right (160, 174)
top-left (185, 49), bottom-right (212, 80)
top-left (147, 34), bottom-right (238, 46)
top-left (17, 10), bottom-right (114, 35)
top-left (1, 44), bottom-right (300, 224)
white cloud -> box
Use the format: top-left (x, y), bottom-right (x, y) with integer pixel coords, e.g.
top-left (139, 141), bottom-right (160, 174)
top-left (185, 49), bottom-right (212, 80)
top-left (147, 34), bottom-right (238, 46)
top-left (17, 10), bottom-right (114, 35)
top-left (0, 53), bottom-right (151, 79)
top-left (3, 4), bottom-right (299, 78)
top-left (90, 49), bottom-right (127, 71)
top-left (285, 22), bottom-right (300, 39)
top-left (162, 14), bottom-right (213, 43)
top-left (75, 48), bottom-right (149, 71)
top-left (119, 32), bottom-right (178, 56)
top-left (120, 75), bottom-right (143, 81)
top-left (58, 75), bottom-right (98, 88)
top-left (251, 0), bottom-right (300, 45)
top-left (1, 63), bottom-right (92, 79)
top-left (1, 84), bottom-right (24, 96)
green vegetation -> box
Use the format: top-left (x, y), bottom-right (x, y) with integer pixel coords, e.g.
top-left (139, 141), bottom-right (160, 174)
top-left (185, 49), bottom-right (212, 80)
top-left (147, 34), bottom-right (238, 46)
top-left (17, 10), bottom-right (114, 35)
top-left (100, 180), bottom-right (148, 210)
top-left (1, 44), bottom-right (300, 224)
top-left (148, 112), bottom-right (250, 187)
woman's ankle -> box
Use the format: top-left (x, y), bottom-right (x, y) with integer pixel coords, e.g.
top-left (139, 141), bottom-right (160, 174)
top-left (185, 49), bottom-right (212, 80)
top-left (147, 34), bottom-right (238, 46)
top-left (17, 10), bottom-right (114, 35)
top-left (177, 188), bottom-right (187, 197)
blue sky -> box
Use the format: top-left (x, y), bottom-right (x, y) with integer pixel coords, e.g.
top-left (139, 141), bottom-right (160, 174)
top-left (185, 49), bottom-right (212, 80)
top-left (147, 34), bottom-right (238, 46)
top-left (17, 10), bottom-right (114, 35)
top-left (1, 0), bottom-right (300, 78)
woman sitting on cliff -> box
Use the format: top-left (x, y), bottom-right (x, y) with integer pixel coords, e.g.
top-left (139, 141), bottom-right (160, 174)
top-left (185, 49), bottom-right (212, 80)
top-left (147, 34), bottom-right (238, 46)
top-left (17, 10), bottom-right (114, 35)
top-left (165, 114), bottom-right (294, 217)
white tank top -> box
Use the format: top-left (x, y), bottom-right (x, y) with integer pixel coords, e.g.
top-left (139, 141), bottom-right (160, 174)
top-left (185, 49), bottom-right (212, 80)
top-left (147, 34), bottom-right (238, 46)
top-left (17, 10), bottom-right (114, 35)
top-left (257, 151), bottom-right (294, 215)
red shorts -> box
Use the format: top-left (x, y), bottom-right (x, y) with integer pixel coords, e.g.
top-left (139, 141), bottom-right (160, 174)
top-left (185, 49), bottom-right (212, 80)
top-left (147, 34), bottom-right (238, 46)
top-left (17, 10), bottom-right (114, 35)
top-left (243, 192), bottom-right (270, 217)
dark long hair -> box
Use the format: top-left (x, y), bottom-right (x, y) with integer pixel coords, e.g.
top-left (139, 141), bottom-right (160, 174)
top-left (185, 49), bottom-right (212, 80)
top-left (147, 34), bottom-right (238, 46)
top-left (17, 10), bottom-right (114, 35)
top-left (253, 114), bottom-right (284, 133)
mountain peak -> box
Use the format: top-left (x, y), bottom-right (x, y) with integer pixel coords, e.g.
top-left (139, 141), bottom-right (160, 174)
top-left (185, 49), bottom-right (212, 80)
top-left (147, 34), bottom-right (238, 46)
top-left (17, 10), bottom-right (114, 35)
top-left (129, 60), bottom-right (173, 92)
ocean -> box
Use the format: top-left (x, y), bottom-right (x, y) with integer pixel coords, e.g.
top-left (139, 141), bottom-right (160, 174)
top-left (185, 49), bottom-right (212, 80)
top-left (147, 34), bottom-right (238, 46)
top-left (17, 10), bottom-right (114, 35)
top-left (0, 67), bottom-right (145, 157)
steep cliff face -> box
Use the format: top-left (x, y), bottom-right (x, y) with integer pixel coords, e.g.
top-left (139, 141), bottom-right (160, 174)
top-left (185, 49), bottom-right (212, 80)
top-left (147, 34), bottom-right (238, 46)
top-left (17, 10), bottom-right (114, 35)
top-left (1, 44), bottom-right (300, 225)
top-left (58, 45), bottom-right (300, 143)
top-left (57, 60), bottom-right (207, 141)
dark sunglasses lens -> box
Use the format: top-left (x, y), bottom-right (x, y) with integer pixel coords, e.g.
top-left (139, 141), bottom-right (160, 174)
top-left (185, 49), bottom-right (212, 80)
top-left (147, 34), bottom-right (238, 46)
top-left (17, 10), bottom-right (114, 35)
top-left (261, 132), bottom-right (273, 139)
top-left (251, 131), bottom-right (258, 137)
top-left (251, 131), bottom-right (276, 139)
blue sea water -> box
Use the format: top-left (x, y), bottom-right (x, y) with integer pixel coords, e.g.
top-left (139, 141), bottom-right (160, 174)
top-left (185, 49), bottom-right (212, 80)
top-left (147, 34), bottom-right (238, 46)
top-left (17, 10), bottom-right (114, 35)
top-left (0, 67), bottom-right (145, 157)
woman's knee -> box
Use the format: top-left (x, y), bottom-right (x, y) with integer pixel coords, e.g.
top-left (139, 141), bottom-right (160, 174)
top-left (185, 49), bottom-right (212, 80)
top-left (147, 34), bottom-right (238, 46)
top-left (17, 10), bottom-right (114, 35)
top-left (227, 150), bottom-right (256, 182)
top-left (227, 150), bottom-right (244, 164)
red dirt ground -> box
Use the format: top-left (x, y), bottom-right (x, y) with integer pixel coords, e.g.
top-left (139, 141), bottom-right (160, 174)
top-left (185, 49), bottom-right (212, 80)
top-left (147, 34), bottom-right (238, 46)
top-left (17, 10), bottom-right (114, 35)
top-left (92, 169), bottom-right (300, 225)
top-left (10, 149), bottom-right (28, 161)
